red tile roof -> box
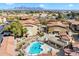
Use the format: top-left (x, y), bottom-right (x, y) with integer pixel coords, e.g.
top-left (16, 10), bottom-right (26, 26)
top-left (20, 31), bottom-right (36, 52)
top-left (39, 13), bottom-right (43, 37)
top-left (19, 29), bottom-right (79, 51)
top-left (70, 52), bottom-right (79, 56)
top-left (20, 19), bottom-right (40, 26)
top-left (68, 20), bottom-right (79, 25)
top-left (0, 36), bottom-right (16, 56)
top-left (38, 53), bottom-right (52, 56)
top-left (61, 35), bottom-right (70, 41)
top-left (73, 43), bottom-right (79, 48)
top-left (47, 21), bottom-right (67, 28)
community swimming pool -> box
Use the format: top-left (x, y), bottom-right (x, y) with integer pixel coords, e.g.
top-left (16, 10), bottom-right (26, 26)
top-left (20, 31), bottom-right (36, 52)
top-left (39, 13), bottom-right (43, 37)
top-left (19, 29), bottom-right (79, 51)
top-left (26, 41), bottom-right (43, 55)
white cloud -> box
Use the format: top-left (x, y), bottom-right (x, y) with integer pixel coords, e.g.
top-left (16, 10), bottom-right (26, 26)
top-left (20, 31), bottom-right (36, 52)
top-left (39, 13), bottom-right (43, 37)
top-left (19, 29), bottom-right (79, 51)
top-left (68, 4), bottom-right (74, 7)
top-left (5, 3), bottom-right (14, 5)
top-left (61, 8), bottom-right (64, 9)
top-left (39, 4), bottom-right (45, 8)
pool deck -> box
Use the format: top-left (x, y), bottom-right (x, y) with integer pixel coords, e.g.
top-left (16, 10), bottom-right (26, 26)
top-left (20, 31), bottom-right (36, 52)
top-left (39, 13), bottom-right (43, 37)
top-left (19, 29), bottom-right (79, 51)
top-left (25, 40), bottom-right (59, 56)
top-left (0, 36), bottom-right (16, 56)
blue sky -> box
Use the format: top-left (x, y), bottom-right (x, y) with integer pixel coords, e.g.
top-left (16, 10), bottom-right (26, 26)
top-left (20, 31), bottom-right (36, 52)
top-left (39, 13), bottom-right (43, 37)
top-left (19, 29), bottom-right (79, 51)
top-left (0, 3), bottom-right (79, 10)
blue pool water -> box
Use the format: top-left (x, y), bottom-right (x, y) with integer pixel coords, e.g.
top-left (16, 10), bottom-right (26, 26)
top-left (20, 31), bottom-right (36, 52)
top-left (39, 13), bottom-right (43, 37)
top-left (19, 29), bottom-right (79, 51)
top-left (28, 41), bottom-right (43, 54)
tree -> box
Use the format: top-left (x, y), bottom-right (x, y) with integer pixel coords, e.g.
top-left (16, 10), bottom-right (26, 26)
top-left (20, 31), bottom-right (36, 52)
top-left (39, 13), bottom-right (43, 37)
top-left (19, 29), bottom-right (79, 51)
top-left (18, 49), bottom-right (25, 56)
top-left (57, 12), bottom-right (65, 20)
top-left (4, 25), bottom-right (11, 31)
top-left (67, 11), bottom-right (75, 19)
top-left (3, 20), bottom-right (27, 38)
top-left (0, 22), bottom-right (3, 25)
top-left (38, 31), bottom-right (44, 37)
top-left (10, 21), bottom-right (23, 37)
top-left (7, 16), bottom-right (15, 21)
top-left (22, 28), bottom-right (28, 34)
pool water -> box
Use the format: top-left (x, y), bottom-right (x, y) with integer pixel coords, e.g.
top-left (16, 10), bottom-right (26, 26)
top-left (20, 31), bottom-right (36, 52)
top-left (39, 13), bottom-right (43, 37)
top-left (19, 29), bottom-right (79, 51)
top-left (27, 41), bottom-right (43, 54)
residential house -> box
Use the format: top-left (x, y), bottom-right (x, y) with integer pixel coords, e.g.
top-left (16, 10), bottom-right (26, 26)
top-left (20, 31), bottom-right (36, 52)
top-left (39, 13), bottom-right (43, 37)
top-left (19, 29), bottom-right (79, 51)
top-left (64, 43), bottom-right (79, 56)
top-left (69, 20), bottom-right (79, 32)
top-left (47, 21), bottom-right (68, 34)
top-left (46, 34), bottom-right (69, 49)
top-left (0, 16), bottom-right (7, 23)
top-left (20, 16), bottom-right (40, 36)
